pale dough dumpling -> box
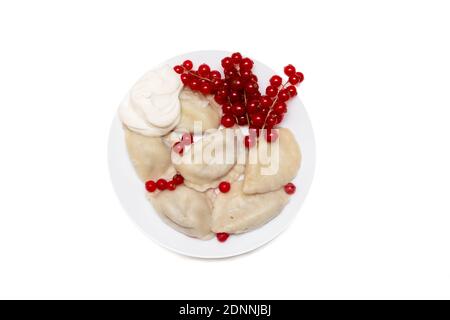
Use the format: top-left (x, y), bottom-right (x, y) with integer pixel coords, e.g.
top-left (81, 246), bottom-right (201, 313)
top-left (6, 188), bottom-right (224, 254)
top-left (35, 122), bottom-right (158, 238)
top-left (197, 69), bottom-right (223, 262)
top-left (243, 128), bottom-right (301, 194)
top-left (124, 127), bottom-right (175, 182)
top-left (175, 88), bottom-right (221, 132)
top-left (148, 186), bottom-right (214, 240)
top-left (211, 181), bottom-right (290, 234)
top-left (173, 129), bottom-right (244, 192)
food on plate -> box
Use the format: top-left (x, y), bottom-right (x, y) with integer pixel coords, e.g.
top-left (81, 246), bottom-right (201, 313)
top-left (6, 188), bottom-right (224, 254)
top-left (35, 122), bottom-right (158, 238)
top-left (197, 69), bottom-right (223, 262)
top-left (124, 127), bottom-right (175, 182)
top-left (119, 52), bottom-right (305, 242)
top-left (148, 185), bottom-right (213, 240)
top-left (211, 181), bottom-right (289, 234)
top-left (243, 128), bottom-right (301, 194)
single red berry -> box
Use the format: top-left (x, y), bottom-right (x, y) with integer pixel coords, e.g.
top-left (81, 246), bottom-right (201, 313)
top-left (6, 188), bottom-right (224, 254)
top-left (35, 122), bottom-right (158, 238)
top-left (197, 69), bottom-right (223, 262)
top-left (270, 75), bottom-right (283, 87)
top-left (173, 141), bottom-right (184, 155)
top-left (265, 129), bottom-right (279, 142)
top-left (295, 72), bottom-right (304, 83)
top-left (247, 100), bottom-right (260, 114)
top-left (237, 115), bottom-right (248, 125)
top-left (230, 78), bottom-right (243, 90)
top-left (232, 103), bottom-right (246, 116)
top-left (216, 232), bottom-right (230, 242)
top-left (287, 85), bottom-right (297, 96)
top-left (284, 64), bottom-right (296, 76)
top-left (229, 90), bottom-right (241, 102)
top-left (219, 181), bottom-right (231, 193)
top-left (211, 78), bottom-right (224, 91)
top-left (251, 113), bottom-right (265, 127)
top-left (277, 89), bottom-right (290, 102)
top-left (288, 75), bottom-right (300, 85)
top-left (221, 57), bottom-right (233, 69)
top-left (209, 70), bottom-right (222, 80)
top-left (250, 74), bottom-right (258, 83)
top-left (181, 132), bottom-right (193, 145)
top-left (200, 83), bottom-right (212, 95)
top-left (222, 103), bottom-right (233, 115)
top-left (180, 73), bottom-right (190, 85)
top-left (244, 135), bottom-right (255, 148)
top-left (189, 79), bottom-right (200, 91)
top-left (182, 60), bottom-right (193, 71)
top-left (245, 82), bottom-right (259, 94)
top-left (239, 58), bottom-right (254, 71)
top-left (273, 101), bottom-right (287, 114)
top-left (156, 178), bottom-right (168, 191)
top-left (145, 180), bottom-right (157, 192)
top-left (265, 85), bottom-right (278, 97)
top-left (214, 89), bottom-right (228, 104)
top-left (260, 96), bottom-right (273, 108)
top-left (173, 65), bottom-right (184, 74)
top-left (266, 114), bottom-right (278, 128)
top-left (198, 64), bottom-right (211, 77)
top-left (284, 182), bottom-right (296, 195)
top-left (240, 70), bottom-right (252, 80)
top-left (225, 68), bottom-right (238, 79)
top-left (231, 52), bottom-right (242, 64)
top-left (221, 114), bottom-right (236, 128)
top-left (173, 174), bottom-right (184, 185)
top-left (167, 180), bottom-right (176, 191)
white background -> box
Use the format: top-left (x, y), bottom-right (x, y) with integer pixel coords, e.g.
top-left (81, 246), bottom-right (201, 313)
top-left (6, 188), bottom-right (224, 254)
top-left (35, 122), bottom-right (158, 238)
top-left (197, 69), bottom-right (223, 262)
top-left (0, 0), bottom-right (449, 299)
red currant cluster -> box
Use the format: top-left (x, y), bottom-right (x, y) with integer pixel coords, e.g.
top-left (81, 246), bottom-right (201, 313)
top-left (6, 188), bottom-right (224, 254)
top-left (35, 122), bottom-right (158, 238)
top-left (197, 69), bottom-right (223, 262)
top-left (145, 173), bottom-right (184, 193)
top-left (173, 52), bottom-right (304, 144)
top-left (171, 132), bottom-right (194, 155)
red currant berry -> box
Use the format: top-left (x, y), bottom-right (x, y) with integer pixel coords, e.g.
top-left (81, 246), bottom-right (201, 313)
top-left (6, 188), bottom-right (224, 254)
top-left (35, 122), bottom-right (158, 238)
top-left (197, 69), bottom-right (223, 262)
top-left (200, 83), bottom-right (212, 95)
top-left (182, 60), bottom-right (193, 71)
top-left (247, 100), bottom-right (260, 114)
top-left (260, 96), bottom-right (273, 108)
top-left (239, 58), bottom-right (254, 71)
top-left (209, 70), bottom-right (221, 80)
top-left (173, 65), bottom-right (184, 74)
top-left (287, 85), bottom-right (297, 96)
top-left (216, 232), bottom-right (230, 242)
top-left (245, 82), bottom-right (259, 94)
top-left (172, 141), bottom-right (184, 155)
top-left (145, 180), bottom-right (157, 192)
top-left (273, 101), bottom-right (287, 114)
top-left (180, 73), bottom-right (190, 85)
top-left (250, 74), bottom-right (258, 83)
top-left (270, 75), bottom-right (283, 87)
top-left (266, 114), bottom-right (278, 128)
top-left (181, 132), bottom-right (193, 145)
top-left (173, 174), bottom-right (184, 185)
top-left (277, 89), bottom-right (290, 102)
top-left (284, 182), bottom-right (296, 195)
top-left (265, 85), bottom-right (278, 97)
top-left (232, 103), bottom-right (246, 116)
top-left (295, 72), bottom-right (304, 83)
top-left (214, 89), bottom-right (227, 104)
top-left (167, 180), bottom-right (176, 191)
top-left (244, 135), bottom-right (255, 148)
top-left (221, 57), bottom-right (233, 69)
top-left (240, 70), bottom-right (252, 80)
top-left (284, 64), bottom-right (296, 76)
top-left (225, 68), bottom-right (238, 79)
top-left (218, 181), bottom-right (231, 193)
top-left (251, 113), bottom-right (265, 127)
top-left (189, 79), bottom-right (200, 91)
top-left (275, 113), bottom-right (284, 124)
top-left (156, 178), bottom-right (168, 191)
top-left (265, 129), bottom-right (279, 142)
top-left (229, 90), bottom-right (241, 102)
top-left (231, 52), bottom-right (242, 64)
top-left (197, 64), bottom-right (211, 77)
top-left (231, 78), bottom-right (243, 90)
top-left (288, 75), bottom-right (300, 85)
top-left (221, 114), bottom-right (236, 128)
top-left (237, 115), bottom-right (248, 125)
top-left (222, 103), bottom-right (233, 115)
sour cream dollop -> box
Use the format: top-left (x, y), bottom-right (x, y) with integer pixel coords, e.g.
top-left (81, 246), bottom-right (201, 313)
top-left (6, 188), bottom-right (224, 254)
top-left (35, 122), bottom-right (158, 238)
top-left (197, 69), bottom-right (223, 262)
top-left (119, 65), bottom-right (182, 136)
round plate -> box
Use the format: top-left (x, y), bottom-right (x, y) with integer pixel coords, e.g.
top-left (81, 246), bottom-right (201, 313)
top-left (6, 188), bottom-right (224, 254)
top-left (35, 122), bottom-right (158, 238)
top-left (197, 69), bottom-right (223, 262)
top-left (108, 50), bottom-right (315, 258)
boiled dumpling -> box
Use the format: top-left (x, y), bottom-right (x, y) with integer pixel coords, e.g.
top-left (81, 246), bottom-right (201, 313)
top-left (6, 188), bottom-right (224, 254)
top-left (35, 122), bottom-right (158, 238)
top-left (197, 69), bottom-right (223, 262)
top-left (211, 181), bottom-right (289, 234)
top-left (124, 127), bottom-right (175, 182)
top-left (243, 128), bottom-right (301, 194)
top-left (173, 128), bottom-right (245, 192)
top-left (175, 88), bottom-right (221, 132)
top-left (148, 186), bottom-right (214, 240)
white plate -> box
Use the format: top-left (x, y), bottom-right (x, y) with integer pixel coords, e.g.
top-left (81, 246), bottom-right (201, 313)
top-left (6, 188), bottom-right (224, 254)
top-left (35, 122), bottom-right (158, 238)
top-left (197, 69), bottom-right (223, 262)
top-left (108, 50), bottom-right (316, 259)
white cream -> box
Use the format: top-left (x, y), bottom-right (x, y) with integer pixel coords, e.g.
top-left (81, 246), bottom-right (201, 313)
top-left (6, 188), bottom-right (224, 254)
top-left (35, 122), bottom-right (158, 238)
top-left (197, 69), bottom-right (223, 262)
top-left (119, 65), bottom-right (182, 136)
